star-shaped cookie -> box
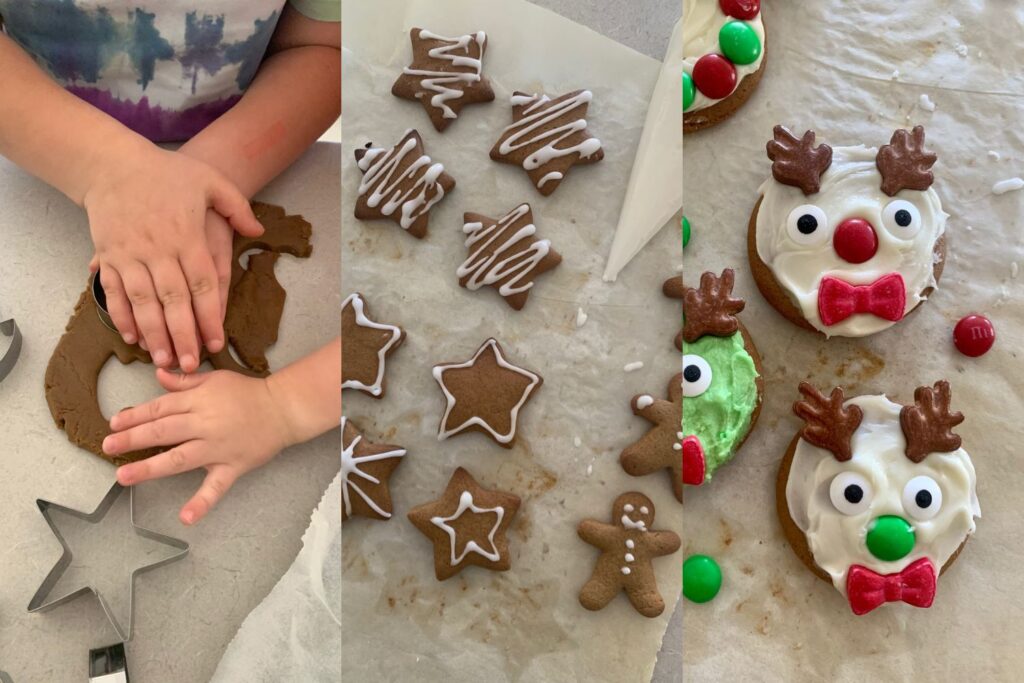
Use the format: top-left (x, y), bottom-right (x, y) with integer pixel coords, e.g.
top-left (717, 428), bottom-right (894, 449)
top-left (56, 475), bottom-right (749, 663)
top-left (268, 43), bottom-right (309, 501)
top-left (663, 275), bottom-right (685, 351)
top-left (342, 417), bottom-right (406, 522)
top-left (391, 28), bottom-right (495, 132)
top-left (620, 373), bottom-right (683, 502)
top-left (458, 203), bottom-right (562, 311)
top-left (407, 467), bottom-right (520, 580)
top-left (490, 89), bottom-right (604, 196)
top-left (342, 293), bottom-right (405, 398)
top-left (432, 338), bottom-right (542, 448)
top-left (354, 130), bottom-right (456, 238)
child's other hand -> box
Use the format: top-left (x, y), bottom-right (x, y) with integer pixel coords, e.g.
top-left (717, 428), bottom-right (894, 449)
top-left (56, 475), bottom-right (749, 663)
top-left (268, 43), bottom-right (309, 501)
top-left (106, 368), bottom-right (297, 525)
top-left (85, 146), bottom-right (263, 372)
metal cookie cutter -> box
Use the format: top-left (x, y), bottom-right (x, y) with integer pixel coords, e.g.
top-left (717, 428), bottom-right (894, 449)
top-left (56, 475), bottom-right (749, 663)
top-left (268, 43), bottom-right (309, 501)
top-left (27, 483), bottom-right (190, 642)
top-left (90, 642), bottom-right (130, 683)
top-left (0, 315), bottom-right (22, 383)
top-left (90, 270), bottom-right (118, 333)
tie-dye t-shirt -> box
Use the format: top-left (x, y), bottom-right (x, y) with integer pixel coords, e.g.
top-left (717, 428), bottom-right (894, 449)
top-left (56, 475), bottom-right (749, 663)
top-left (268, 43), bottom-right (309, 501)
top-left (0, 1), bottom-right (337, 141)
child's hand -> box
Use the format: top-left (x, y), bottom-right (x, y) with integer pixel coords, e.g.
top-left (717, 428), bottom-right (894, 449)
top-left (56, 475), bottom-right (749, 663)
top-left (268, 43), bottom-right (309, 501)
top-left (106, 368), bottom-right (297, 525)
top-left (85, 146), bottom-right (263, 372)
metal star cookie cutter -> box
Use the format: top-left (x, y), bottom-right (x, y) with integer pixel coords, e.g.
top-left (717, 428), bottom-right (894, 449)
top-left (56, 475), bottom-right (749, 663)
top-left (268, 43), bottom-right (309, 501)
top-left (0, 316), bottom-right (22, 383)
top-left (27, 482), bottom-right (190, 642)
top-left (89, 642), bottom-right (130, 683)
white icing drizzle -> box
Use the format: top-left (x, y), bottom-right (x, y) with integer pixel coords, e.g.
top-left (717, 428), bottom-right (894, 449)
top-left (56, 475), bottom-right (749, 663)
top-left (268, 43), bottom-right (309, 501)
top-left (785, 395), bottom-right (980, 598)
top-left (499, 91), bottom-right (603, 173)
top-left (636, 395), bottom-right (655, 410)
top-left (430, 490), bottom-right (504, 564)
top-left (357, 132), bottom-right (447, 230)
top-left (433, 338), bottom-right (541, 444)
top-left (623, 361), bottom-right (644, 372)
top-left (575, 307), bottom-right (588, 327)
top-left (341, 293), bottom-right (403, 396)
top-left (682, 0), bottom-right (765, 113)
top-left (457, 204), bottom-right (552, 297)
top-left (403, 30), bottom-right (486, 120)
top-left (341, 417), bottom-right (406, 519)
top-left (538, 171), bottom-right (563, 188)
top-left (621, 513), bottom-right (648, 532)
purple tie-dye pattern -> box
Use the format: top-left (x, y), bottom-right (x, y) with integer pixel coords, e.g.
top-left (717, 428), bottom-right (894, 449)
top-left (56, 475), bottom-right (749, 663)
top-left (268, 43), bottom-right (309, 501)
top-left (66, 86), bottom-right (241, 142)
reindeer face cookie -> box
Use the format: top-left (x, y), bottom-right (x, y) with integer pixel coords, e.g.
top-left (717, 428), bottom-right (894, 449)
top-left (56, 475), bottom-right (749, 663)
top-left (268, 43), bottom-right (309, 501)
top-left (779, 382), bottom-right (980, 615)
top-left (750, 126), bottom-right (949, 338)
top-left (676, 270), bottom-right (763, 487)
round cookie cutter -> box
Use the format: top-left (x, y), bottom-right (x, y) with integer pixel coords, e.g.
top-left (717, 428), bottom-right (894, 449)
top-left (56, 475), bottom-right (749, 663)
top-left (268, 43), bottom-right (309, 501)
top-left (90, 269), bottom-right (118, 334)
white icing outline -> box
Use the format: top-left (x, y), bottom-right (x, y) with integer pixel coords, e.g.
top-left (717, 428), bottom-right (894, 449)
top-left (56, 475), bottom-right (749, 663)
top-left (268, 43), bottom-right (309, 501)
top-left (342, 293), bottom-right (403, 397)
top-left (403, 30), bottom-right (486, 120)
top-left (341, 417), bottom-right (406, 519)
top-left (357, 131), bottom-right (447, 230)
top-left (432, 338), bottom-right (541, 444)
top-left (430, 490), bottom-right (504, 564)
top-left (457, 204), bottom-right (553, 297)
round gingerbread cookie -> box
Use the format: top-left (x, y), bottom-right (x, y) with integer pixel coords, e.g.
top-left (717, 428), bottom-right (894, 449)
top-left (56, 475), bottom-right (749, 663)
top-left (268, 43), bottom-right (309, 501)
top-left (778, 381), bottom-right (980, 616)
top-left (683, 0), bottom-right (766, 133)
top-left (750, 125), bottom-right (948, 338)
top-left (676, 269), bottom-right (763, 487)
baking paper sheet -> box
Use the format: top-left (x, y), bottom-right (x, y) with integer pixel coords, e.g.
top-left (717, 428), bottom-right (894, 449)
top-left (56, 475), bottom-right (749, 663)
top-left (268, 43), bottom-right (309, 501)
top-left (341, 0), bottom-right (682, 681)
top-left (683, 1), bottom-right (1024, 679)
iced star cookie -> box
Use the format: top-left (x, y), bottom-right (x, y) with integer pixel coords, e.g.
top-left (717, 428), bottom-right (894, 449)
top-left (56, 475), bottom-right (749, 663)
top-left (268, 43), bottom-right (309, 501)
top-left (683, 0), bottom-right (766, 133)
top-left (342, 293), bottom-right (405, 398)
top-left (354, 129), bottom-right (456, 239)
top-left (391, 28), bottom-right (495, 132)
top-left (408, 467), bottom-right (521, 581)
top-left (490, 90), bottom-right (604, 196)
top-left (749, 125), bottom-right (948, 338)
top-left (578, 493), bottom-right (681, 618)
top-left (779, 382), bottom-right (980, 615)
top-left (342, 417), bottom-right (407, 523)
top-left (677, 270), bottom-right (763, 486)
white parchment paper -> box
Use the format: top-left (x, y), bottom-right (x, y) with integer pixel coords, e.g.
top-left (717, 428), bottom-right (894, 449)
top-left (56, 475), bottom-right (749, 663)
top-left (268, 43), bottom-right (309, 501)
top-left (683, 1), bottom-right (1024, 680)
top-left (341, 0), bottom-right (682, 681)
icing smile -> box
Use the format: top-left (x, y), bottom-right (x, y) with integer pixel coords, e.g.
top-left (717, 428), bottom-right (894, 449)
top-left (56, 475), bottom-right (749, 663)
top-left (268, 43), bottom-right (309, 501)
top-left (682, 435), bottom-right (706, 486)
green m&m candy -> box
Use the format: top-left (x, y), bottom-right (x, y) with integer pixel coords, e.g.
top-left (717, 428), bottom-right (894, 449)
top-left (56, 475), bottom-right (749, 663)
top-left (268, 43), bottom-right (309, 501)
top-left (683, 554), bottom-right (722, 603)
top-left (682, 215), bottom-right (691, 248)
top-left (682, 71), bottom-right (695, 111)
top-left (719, 21), bottom-right (761, 66)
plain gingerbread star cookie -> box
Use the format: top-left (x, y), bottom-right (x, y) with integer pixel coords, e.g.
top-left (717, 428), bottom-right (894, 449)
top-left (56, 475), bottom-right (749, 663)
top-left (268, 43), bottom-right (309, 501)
top-left (342, 293), bottom-right (405, 398)
top-left (391, 28), bottom-right (495, 132)
top-left (341, 417), bottom-right (407, 522)
top-left (407, 467), bottom-right (521, 581)
top-left (620, 373), bottom-right (684, 501)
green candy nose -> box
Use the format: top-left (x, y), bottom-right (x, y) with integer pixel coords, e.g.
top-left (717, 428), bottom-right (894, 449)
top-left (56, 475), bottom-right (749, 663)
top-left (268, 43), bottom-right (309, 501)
top-left (866, 515), bottom-right (916, 561)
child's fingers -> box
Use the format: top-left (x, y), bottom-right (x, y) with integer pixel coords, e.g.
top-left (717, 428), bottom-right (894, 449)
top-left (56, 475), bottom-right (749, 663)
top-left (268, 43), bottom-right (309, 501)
top-left (89, 254), bottom-right (99, 273)
top-left (99, 266), bottom-right (138, 345)
top-left (109, 391), bottom-right (191, 432)
top-left (180, 465), bottom-right (237, 525)
top-left (208, 175), bottom-right (263, 238)
top-left (150, 260), bottom-right (200, 373)
top-left (180, 248), bottom-right (224, 354)
top-left (116, 441), bottom-right (206, 487)
top-left (102, 413), bottom-right (198, 454)
top-left (206, 216), bottom-right (233, 322)
top-left (121, 263), bottom-right (174, 367)
top-left (155, 367), bottom-right (214, 393)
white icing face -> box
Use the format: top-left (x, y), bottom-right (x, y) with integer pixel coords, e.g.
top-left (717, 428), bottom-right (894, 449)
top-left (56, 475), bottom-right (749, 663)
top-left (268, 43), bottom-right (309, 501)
top-left (756, 145), bottom-right (948, 337)
top-left (682, 0), bottom-right (765, 112)
top-left (785, 395), bottom-right (980, 597)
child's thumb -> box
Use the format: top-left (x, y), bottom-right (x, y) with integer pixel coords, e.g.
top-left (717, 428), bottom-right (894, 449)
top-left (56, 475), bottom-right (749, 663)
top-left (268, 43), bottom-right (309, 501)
top-left (208, 175), bottom-right (264, 238)
top-left (156, 367), bottom-right (213, 392)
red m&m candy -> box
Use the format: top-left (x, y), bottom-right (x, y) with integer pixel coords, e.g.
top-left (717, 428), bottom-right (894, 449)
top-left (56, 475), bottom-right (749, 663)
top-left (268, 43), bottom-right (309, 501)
top-left (719, 0), bottom-right (760, 20)
top-left (692, 54), bottom-right (737, 100)
top-left (953, 314), bottom-right (996, 357)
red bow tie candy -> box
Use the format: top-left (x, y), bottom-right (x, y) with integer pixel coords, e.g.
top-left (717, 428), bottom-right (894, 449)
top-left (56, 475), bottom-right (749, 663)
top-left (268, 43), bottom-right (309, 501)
top-left (682, 436), bottom-right (705, 486)
top-left (817, 273), bottom-right (906, 326)
top-left (846, 558), bottom-right (936, 615)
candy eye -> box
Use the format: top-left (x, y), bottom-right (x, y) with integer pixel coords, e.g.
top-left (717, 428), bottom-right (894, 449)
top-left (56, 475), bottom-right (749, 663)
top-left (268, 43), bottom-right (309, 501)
top-left (682, 355), bottom-right (712, 397)
top-left (902, 475), bottom-right (942, 520)
top-left (881, 199), bottom-right (922, 238)
top-left (786, 205), bottom-right (830, 246)
top-left (829, 472), bottom-right (874, 516)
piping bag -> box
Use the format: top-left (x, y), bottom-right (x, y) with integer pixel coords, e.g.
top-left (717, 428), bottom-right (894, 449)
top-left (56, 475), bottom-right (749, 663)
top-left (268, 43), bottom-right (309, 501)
top-left (603, 17), bottom-right (683, 282)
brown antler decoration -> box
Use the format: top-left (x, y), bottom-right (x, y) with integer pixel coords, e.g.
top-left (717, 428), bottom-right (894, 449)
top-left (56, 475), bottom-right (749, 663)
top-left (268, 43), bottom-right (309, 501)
top-left (900, 380), bottom-right (963, 463)
top-left (876, 126), bottom-right (937, 196)
top-left (682, 269), bottom-right (745, 344)
top-left (663, 275), bottom-right (684, 350)
top-left (793, 383), bottom-right (863, 461)
top-left (766, 125), bottom-right (833, 195)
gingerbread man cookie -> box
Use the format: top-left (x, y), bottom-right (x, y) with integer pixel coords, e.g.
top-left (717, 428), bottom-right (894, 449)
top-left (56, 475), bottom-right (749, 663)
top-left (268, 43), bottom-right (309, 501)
top-left (342, 417), bottom-right (407, 523)
top-left (342, 293), bottom-right (405, 398)
top-left (458, 203), bottom-right (562, 311)
top-left (750, 125), bottom-right (948, 338)
top-left (621, 373), bottom-right (683, 502)
top-left (354, 129), bottom-right (456, 239)
top-left (392, 28), bottom-right (495, 132)
top-left (578, 493), bottom-right (680, 617)
top-left (408, 467), bottom-right (521, 581)
top-left (779, 382), bottom-right (980, 615)
top-left (490, 90), bottom-right (603, 196)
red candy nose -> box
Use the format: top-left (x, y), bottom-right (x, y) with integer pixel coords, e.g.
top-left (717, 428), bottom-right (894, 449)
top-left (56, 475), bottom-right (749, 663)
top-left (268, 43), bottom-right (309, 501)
top-left (833, 218), bottom-right (878, 264)
top-left (682, 436), bottom-right (706, 486)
